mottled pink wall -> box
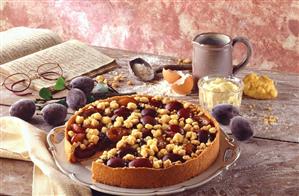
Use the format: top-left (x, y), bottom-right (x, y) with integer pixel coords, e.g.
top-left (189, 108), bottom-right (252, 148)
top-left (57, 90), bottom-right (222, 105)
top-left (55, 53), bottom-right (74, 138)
top-left (1, 0), bottom-right (298, 73)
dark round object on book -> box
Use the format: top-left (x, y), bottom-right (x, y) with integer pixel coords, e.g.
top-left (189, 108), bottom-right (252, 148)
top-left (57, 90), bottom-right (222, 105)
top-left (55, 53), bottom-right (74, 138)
top-left (70, 76), bottom-right (94, 95)
top-left (66, 88), bottom-right (87, 110)
top-left (42, 103), bottom-right (67, 126)
top-left (9, 99), bottom-right (36, 121)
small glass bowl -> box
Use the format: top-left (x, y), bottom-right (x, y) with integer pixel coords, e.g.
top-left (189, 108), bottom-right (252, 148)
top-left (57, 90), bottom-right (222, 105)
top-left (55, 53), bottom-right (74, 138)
top-left (198, 75), bottom-right (244, 111)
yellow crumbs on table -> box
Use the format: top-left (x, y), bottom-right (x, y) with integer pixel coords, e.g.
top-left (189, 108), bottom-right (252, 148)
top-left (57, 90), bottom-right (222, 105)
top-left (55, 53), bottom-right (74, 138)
top-left (243, 72), bottom-right (278, 100)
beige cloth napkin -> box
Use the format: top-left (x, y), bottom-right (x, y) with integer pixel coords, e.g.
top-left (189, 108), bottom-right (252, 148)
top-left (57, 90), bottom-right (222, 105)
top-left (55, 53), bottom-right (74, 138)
top-left (0, 116), bottom-right (91, 196)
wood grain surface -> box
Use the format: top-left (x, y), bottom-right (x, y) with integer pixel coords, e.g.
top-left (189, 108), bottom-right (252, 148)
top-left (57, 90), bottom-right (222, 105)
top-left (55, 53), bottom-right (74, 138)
top-left (0, 46), bottom-right (298, 196)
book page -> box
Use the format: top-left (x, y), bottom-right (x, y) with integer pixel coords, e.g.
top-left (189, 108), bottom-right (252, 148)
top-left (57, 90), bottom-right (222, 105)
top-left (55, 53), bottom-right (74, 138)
top-left (0, 27), bottom-right (62, 64)
top-left (0, 40), bottom-right (115, 90)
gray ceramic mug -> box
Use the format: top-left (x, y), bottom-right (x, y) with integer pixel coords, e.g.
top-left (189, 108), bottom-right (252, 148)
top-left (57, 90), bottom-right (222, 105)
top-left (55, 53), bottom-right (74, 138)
top-left (192, 32), bottom-right (252, 83)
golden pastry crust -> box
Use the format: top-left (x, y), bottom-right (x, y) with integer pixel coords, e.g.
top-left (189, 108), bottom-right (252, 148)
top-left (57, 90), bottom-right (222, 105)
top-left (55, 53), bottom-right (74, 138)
top-left (91, 132), bottom-right (219, 188)
top-left (65, 95), bottom-right (220, 188)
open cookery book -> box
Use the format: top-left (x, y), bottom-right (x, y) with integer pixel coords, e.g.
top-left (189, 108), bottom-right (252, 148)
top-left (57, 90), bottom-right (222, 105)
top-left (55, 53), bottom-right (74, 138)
top-left (0, 27), bottom-right (116, 90)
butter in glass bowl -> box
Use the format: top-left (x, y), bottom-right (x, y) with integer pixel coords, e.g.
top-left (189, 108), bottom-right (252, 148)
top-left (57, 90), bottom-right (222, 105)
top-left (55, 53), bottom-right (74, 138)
top-left (198, 75), bottom-right (243, 111)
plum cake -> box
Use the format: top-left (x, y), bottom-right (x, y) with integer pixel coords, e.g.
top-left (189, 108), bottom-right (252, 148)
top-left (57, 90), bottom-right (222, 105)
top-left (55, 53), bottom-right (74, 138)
top-left (65, 95), bottom-right (220, 188)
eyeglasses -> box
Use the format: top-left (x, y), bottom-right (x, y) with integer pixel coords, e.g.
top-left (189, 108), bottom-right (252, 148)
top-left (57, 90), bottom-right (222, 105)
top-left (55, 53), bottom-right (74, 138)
top-left (2, 63), bottom-right (63, 95)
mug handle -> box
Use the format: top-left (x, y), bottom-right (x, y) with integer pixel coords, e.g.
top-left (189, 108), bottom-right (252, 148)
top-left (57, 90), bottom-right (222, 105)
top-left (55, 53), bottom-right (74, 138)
top-left (232, 36), bottom-right (252, 74)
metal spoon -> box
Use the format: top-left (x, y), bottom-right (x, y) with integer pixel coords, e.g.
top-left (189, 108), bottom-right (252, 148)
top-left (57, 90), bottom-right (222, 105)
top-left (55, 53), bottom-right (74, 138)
top-left (128, 57), bottom-right (192, 82)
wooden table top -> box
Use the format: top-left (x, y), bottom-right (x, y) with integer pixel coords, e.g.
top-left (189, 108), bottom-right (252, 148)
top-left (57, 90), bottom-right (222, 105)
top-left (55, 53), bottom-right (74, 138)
top-left (0, 47), bottom-right (298, 196)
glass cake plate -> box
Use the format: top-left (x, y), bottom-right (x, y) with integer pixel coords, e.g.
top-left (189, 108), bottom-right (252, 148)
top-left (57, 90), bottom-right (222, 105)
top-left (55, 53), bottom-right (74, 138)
top-left (47, 126), bottom-right (240, 196)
